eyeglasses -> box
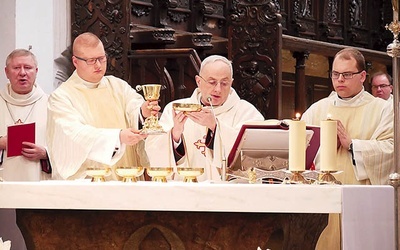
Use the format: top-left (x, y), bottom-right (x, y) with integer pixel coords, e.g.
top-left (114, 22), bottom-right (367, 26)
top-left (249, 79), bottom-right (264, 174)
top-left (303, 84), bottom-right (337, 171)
top-left (330, 70), bottom-right (363, 79)
top-left (371, 84), bottom-right (391, 90)
top-left (198, 75), bottom-right (231, 87)
top-left (74, 55), bottom-right (107, 65)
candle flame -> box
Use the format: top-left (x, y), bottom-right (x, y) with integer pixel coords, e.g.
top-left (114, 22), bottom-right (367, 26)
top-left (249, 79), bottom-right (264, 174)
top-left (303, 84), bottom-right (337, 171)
top-left (327, 113), bottom-right (332, 120)
top-left (295, 113), bottom-right (301, 120)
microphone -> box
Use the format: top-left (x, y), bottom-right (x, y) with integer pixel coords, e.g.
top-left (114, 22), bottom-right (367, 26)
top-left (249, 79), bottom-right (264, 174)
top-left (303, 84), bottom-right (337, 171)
top-left (207, 96), bottom-right (218, 126)
top-left (206, 96), bottom-right (227, 181)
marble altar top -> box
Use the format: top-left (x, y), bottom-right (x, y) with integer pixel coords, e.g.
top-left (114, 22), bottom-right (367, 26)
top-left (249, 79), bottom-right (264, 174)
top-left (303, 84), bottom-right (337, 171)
top-left (0, 181), bottom-right (393, 214)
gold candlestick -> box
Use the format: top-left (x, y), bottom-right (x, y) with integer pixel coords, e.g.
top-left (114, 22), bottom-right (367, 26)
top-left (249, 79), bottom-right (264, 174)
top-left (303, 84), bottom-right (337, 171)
top-left (319, 171), bottom-right (342, 185)
top-left (288, 170), bottom-right (310, 184)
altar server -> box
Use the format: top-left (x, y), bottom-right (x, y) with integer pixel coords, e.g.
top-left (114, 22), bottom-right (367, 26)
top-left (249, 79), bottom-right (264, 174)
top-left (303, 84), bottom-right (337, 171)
top-left (145, 55), bottom-right (264, 181)
top-left (301, 47), bottom-right (394, 249)
top-left (47, 32), bottom-right (160, 180)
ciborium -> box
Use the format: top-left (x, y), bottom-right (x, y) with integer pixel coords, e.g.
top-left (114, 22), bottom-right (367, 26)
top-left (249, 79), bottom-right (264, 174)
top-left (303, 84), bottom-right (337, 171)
top-left (115, 166), bottom-right (144, 182)
top-left (177, 167), bottom-right (204, 183)
top-left (136, 84), bottom-right (165, 134)
top-left (146, 167), bottom-right (173, 182)
top-left (86, 162), bottom-right (111, 182)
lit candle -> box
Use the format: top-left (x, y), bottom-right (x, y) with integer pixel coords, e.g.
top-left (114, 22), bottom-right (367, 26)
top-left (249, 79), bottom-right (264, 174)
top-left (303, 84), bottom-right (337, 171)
top-left (289, 116), bottom-right (306, 172)
top-left (320, 117), bottom-right (337, 171)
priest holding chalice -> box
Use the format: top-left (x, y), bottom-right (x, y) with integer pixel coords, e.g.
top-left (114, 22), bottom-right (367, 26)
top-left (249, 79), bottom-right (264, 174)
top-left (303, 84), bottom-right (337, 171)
top-left (145, 55), bottom-right (264, 182)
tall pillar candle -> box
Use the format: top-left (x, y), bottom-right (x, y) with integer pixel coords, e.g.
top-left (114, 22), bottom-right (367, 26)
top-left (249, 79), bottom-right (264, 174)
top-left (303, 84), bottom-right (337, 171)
top-left (320, 119), bottom-right (337, 171)
top-left (289, 120), bottom-right (306, 171)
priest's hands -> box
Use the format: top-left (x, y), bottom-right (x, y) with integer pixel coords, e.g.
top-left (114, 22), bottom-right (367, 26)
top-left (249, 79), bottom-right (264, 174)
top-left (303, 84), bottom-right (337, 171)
top-left (120, 128), bottom-right (147, 145)
top-left (21, 142), bottom-right (47, 161)
top-left (0, 136), bottom-right (6, 150)
top-left (336, 120), bottom-right (352, 150)
top-left (185, 108), bottom-right (217, 132)
top-left (172, 111), bottom-right (188, 143)
top-left (141, 100), bottom-right (161, 118)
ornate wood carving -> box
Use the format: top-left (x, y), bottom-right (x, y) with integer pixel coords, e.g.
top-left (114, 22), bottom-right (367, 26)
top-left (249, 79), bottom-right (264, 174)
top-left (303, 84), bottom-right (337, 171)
top-left (72, 0), bottom-right (131, 80)
top-left (229, 0), bottom-right (282, 119)
top-left (17, 209), bottom-right (328, 249)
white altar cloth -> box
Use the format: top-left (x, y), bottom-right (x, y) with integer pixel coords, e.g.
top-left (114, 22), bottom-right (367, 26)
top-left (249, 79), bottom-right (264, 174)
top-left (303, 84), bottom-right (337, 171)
top-left (0, 181), bottom-right (395, 249)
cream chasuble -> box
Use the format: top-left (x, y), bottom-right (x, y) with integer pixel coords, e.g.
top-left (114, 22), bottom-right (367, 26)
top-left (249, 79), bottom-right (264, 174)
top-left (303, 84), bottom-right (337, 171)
top-left (77, 87), bottom-right (147, 180)
top-left (0, 84), bottom-right (49, 181)
top-left (145, 88), bottom-right (264, 181)
top-left (302, 90), bottom-right (394, 250)
top-left (47, 71), bottom-right (148, 180)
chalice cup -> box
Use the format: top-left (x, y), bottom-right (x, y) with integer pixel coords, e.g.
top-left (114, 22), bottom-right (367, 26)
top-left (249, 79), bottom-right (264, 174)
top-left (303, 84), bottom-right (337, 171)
top-left (115, 166), bottom-right (145, 182)
top-left (177, 167), bottom-right (205, 183)
top-left (136, 84), bottom-right (166, 134)
top-left (147, 167), bottom-right (174, 182)
top-left (86, 163), bottom-right (111, 182)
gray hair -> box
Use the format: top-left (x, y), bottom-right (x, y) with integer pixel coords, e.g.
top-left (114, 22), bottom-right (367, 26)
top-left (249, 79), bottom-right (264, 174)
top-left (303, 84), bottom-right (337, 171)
top-left (199, 55), bottom-right (233, 78)
top-left (6, 49), bottom-right (38, 67)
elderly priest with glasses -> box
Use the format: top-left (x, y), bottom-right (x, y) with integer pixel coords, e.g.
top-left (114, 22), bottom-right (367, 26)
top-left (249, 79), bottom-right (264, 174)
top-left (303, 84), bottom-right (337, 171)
top-left (301, 47), bottom-right (394, 250)
top-left (145, 55), bottom-right (264, 182)
top-left (47, 32), bottom-right (160, 180)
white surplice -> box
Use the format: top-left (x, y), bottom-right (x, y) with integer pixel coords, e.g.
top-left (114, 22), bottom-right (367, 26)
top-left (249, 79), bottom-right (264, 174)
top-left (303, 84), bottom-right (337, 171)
top-left (47, 71), bottom-right (148, 180)
top-left (302, 90), bottom-right (394, 185)
top-left (302, 90), bottom-right (394, 250)
top-left (145, 88), bottom-right (264, 181)
top-left (0, 84), bottom-right (49, 181)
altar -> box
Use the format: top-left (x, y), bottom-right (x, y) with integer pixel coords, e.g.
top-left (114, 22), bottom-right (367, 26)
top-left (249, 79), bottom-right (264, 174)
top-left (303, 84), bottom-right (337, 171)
top-left (0, 181), bottom-right (395, 249)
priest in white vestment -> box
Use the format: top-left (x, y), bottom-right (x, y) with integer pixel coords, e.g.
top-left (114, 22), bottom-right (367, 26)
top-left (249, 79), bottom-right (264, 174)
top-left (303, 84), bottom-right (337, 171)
top-left (301, 48), bottom-right (394, 250)
top-left (47, 32), bottom-right (160, 180)
top-left (145, 55), bottom-right (264, 181)
top-left (0, 49), bottom-right (52, 250)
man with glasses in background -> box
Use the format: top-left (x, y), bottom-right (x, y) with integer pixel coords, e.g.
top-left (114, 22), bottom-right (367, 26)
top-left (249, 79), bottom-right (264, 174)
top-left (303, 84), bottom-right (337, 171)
top-left (370, 71), bottom-right (393, 101)
top-left (301, 47), bottom-right (394, 249)
top-left (145, 55), bottom-right (264, 181)
top-left (47, 32), bottom-right (160, 180)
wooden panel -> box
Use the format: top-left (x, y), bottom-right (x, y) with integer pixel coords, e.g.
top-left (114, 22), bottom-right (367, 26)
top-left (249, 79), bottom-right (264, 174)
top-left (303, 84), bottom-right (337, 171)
top-left (17, 209), bottom-right (328, 250)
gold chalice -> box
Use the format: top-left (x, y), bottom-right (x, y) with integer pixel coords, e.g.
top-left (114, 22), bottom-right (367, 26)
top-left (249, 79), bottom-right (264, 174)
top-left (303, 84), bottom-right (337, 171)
top-left (136, 84), bottom-right (165, 134)
top-left (147, 167), bottom-right (174, 182)
top-left (86, 165), bottom-right (111, 182)
top-left (115, 166), bottom-right (145, 182)
top-left (177, 167), bottom-right (204, 183)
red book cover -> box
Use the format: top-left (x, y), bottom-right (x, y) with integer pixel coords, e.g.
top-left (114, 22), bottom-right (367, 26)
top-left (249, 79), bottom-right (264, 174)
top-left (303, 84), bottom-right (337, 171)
top-left (7, 122), bottom-right (35, 157)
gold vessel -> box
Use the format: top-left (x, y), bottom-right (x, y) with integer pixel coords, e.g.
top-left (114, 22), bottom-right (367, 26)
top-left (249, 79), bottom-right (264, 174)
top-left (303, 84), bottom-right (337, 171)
top-left (86, 167), bottom-right (111, 182)
top-left (115, 166), bottom-right (144, 182)
top-left (147, 167), bottom-right (173, 182)
top-left (172, 103), bottom-right (202, 112)
top-left (177, 167), bottom-right (204, 183)
top-left (136, 84), bottom-right (165, 134)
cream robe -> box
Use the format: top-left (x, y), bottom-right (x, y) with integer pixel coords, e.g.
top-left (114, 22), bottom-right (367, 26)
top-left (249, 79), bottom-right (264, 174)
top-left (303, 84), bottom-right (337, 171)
top-left (47, 71), bottom-right (149, 180)
top-left (302, 90), bottom-right (394, 185)
top-left (145, 88), bottom-right (264, 181)
top-left (302, 90), bottom-right (394, 250)
top-left (0, 84), bottom-right (49, 181)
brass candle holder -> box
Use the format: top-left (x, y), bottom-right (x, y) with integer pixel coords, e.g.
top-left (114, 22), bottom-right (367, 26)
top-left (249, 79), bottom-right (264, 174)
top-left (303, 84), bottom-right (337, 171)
top-left (115, 166), bottom-right (144, 182)
top-left (177, 167), bottom-right (204, 183)
top-left (319, 171), bottom-right (342, 185)
top-left (147, 167), bottom-right (173, 182)
top-left (288, 171), bottom-right (310, 184)
top-left (136, 84), bottom-right (166, 134)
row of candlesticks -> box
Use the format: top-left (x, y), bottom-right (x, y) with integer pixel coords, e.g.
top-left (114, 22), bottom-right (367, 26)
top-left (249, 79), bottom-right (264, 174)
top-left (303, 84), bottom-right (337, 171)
top-left (289, 114), bottom-right (337, 172)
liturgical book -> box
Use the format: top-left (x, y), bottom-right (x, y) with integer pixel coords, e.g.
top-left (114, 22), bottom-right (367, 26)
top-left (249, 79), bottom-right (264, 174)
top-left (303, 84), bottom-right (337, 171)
top-left (7, 122), bottom-right (36, 157)
top-left (228, 121), bottom-right (320, 170)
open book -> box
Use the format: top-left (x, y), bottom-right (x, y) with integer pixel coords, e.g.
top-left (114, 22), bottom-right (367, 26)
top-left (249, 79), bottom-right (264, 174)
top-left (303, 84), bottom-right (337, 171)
top-left (227, 120), bottom-right (320, 171)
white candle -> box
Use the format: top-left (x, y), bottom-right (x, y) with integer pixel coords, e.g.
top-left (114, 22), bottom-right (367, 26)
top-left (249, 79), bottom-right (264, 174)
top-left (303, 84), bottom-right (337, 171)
top-left (289, 119), bottom-right (306, 172)
top-left (320, 119), bottom-right (337, 171)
